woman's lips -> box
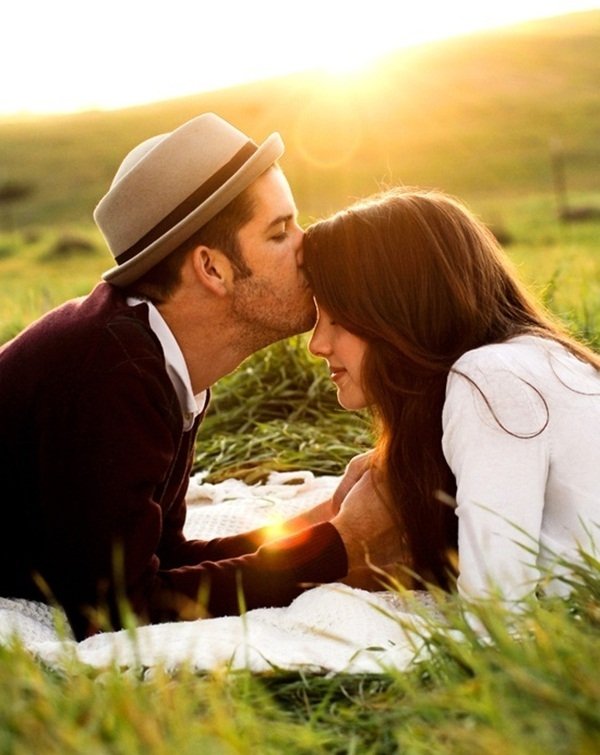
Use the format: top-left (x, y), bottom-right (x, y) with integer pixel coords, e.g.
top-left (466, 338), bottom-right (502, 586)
top-left (330, 367), bottom-right (346, 383)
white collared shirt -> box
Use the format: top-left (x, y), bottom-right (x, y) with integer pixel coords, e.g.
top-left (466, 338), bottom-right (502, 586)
top-left (127, 297), bottom-right (208, 431)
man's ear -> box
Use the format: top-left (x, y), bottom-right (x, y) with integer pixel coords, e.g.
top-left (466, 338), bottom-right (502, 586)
top-left (189, 246), bottom-right (233, 296)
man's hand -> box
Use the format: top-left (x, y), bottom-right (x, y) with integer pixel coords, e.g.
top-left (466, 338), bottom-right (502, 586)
top-left (331, 469), bottom-right (405, 572)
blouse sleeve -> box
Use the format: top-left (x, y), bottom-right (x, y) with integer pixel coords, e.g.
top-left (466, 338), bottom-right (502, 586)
top-left (442, 351), bottom-right (551, 601)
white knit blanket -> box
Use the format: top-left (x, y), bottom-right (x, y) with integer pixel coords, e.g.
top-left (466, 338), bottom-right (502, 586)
top-left (0, 472), bottom-right (433, 674)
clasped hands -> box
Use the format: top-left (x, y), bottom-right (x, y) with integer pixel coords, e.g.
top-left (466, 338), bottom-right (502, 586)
top-left (254, 452), bottom-right (406, 586)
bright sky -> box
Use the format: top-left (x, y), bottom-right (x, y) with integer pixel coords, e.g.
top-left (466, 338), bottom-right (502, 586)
top-left (3, 0), bottom-right (599, 116)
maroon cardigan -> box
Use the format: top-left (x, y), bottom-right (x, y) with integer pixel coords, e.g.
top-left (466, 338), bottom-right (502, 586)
top-left (0, 283), bottom-right (347, 639)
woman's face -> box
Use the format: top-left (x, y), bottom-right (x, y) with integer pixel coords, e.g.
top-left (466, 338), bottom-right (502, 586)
top-left (308, 302), bottom-right (369, 411)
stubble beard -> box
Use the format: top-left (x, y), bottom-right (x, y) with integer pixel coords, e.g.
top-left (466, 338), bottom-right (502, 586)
top-left (230, 274), bottom-right (316, 352)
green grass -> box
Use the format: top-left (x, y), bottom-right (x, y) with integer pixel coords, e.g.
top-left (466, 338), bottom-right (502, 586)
top-left (194, 337), bottom-right (373, 482)
top-left (1, 565), bottom-right (599, 753)
top-left (0, 224), bottom-right (106, 343)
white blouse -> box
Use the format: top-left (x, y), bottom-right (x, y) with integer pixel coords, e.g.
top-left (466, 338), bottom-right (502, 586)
top-left (442, 335), bottom-right (600, 601)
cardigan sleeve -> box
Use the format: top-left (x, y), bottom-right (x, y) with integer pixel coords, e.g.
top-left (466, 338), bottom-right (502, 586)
top-left (36, 352), bottom-right (347, 637)
top-left (153, 522), bottom-right (348, 620)
top-left (442, 350), bottom-right (551, 602)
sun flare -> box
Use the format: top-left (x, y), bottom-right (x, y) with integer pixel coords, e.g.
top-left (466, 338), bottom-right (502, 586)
top-left (262, 514), bottom-right (290, 542)
top-left (2, 0), bottom-right (598, 115)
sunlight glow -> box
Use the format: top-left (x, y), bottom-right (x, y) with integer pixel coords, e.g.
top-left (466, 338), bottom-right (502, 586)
top-left (2, 0), bottom-right (599, 116)
top-left (262, 513), bottom-right (314, 543)
top-left (262, 514), bottom-right (290, 542)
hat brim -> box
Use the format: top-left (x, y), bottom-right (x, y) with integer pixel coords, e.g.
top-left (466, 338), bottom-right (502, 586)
top-left (102, 132), bottom-right (284, 287)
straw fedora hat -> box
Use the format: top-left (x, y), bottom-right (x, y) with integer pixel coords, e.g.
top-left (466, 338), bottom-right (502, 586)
top-left (95, 113), bottom-right (284, 287)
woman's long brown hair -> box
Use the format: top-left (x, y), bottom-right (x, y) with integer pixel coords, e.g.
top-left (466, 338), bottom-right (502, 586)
top-left (304, 188), bottom-right (600, 588)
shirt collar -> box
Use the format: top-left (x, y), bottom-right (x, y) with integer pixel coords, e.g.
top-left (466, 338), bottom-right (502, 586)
top-left (127, 297), bottom-right (207, 431)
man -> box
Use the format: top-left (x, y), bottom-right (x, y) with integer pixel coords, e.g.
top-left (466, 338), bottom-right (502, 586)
top-left (0, 114), bottom-right (401, 640)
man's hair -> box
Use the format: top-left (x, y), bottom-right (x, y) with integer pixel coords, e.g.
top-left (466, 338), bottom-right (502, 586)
top-left (124, 183), bottom-right (256, 303)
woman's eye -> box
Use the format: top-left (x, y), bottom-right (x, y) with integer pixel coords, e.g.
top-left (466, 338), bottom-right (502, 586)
top-left (271, 232), bottom-right (288, 242)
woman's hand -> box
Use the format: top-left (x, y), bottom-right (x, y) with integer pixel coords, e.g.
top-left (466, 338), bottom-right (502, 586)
top-left (331, 450), bottom-right (374, 513)
top-left (244, 451), bottom-right (376, 546)
top-left (331, 468), bottom-right (405, 572)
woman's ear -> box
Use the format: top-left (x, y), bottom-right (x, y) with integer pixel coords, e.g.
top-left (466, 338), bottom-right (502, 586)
top-left (189, 246), bottom-right (233, 296)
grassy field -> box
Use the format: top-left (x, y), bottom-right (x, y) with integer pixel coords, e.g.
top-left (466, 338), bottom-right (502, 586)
top-left (0, 10), bottom-right (599, 228)
top-left (0, 8), bottom-right (599, 753)
top-left (1, 564), bottom-right (599, 753)
top-left (1, 10), bottom-right (599, 339)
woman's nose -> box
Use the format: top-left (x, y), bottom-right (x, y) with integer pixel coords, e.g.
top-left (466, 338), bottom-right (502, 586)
top-left (308, 322), bottom-right (330, 357)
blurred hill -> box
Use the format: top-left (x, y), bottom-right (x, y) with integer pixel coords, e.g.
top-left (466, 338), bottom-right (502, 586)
top-left (0, 9), bottom-right (598, 228)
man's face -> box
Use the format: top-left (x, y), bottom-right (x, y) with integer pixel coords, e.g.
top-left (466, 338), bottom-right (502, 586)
top-left (229, 168), bottom-right (316, 348)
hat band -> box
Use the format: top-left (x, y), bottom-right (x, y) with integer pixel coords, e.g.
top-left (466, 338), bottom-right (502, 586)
top-left (115, 140), bottom-right (258, 266)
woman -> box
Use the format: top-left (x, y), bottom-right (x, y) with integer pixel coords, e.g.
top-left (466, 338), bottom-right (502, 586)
top-left (304, 188), bottom-right (600, 602)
